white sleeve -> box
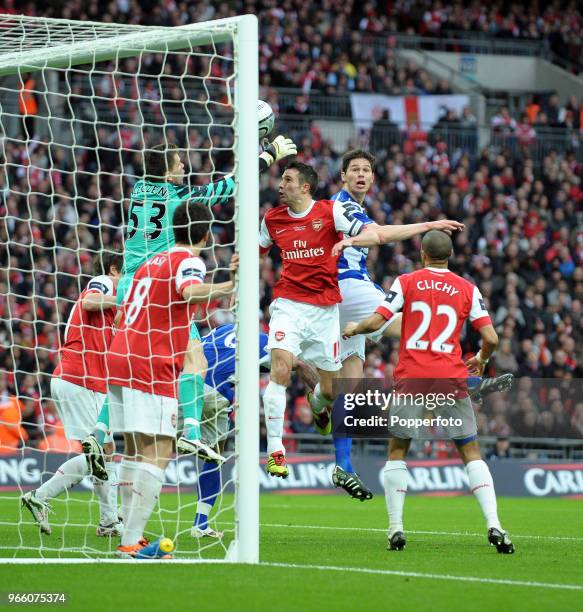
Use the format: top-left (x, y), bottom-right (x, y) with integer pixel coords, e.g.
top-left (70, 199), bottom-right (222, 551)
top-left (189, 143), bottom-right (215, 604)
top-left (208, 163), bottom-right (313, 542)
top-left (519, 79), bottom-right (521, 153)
top-left (469, 285), bottom-right (492, 328)
top-left (332, 199), bottom-right (373, 236)
top-left (259, 217), bottom-right (273, 250)
top-left (86, 275), bottom-right (114, 295)
top-left (176, 256), bottom-right (206, 293)
top-left (375, 278), bottom-right (405, 320)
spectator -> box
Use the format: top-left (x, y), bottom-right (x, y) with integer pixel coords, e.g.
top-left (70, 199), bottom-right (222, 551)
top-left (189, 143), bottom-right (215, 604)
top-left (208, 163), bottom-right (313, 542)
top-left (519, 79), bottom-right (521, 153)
top-left (491, 106), bottom-right (517, 135)
top-left (493, 338), bottom-right (519, 374)
top-left (17, 73), bottom-right (38, 140)
top-left (291, 398), bottom-right (317, 435)
top-left (486, 437), bottom-right (512, 460)
top-left (0, 392), bottom-right (29, 452)
top-left (370, 109), bottom-right (400, 153)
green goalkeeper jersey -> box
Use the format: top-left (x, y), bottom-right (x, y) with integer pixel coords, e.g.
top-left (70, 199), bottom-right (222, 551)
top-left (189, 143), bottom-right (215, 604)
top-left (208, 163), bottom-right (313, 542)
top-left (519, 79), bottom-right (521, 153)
top-left (122, 175), bottom-right (235, 277)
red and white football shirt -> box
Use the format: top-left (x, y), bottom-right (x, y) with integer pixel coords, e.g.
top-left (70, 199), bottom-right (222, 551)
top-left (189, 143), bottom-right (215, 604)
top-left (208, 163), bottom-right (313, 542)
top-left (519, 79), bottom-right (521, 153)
top-left (107, 247), bottom-right (206, 399)
top-left (260, 199), bottom-right (368, 306)
top-left (375, 267), bottom-right (492, 379)
top-left (54, 275), bottom-right (117, 394)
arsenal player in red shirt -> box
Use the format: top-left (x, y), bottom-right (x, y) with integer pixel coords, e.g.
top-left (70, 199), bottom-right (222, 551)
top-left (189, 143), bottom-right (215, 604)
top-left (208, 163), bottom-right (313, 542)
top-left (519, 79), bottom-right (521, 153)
top-left (343, 231), bottom-right (515, 554)
top-left (22, 251), bottom-right (123, 537)
top-left (259, 161), bottom-right (379, 478)
top-left (108, 203), bottom-right (237, 557)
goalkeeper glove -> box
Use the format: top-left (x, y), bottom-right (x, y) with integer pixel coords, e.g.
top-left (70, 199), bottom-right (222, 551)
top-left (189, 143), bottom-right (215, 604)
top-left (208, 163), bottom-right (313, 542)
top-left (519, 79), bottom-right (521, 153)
top-left (259, 135), bottom-right (297, 168)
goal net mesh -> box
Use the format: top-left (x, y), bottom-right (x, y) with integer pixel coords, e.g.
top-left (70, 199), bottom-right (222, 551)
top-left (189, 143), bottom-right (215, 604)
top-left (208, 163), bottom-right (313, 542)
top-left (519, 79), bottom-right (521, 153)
top-left (0, 14), bottom-right (246, 561)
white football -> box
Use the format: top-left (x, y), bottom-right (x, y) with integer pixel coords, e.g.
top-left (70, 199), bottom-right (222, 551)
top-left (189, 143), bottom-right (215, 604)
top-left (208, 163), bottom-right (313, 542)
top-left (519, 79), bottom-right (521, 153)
top-left (258, 100), bottom-right (275, 139)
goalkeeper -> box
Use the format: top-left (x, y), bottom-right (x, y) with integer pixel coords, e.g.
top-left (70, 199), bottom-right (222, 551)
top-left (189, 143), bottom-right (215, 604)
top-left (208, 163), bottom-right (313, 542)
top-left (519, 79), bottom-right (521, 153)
top-left (83, 135), bottom-right (297, 472)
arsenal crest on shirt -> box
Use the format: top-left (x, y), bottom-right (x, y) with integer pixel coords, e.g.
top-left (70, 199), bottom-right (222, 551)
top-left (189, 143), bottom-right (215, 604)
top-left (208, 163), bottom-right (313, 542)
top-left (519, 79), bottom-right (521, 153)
top-left (311, 218), bottom-right (322, 231)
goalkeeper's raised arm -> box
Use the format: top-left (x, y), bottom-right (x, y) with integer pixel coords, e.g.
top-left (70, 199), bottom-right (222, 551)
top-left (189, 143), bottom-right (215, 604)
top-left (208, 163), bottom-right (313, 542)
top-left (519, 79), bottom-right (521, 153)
top-left (119, 137), bottom-right (296, 304)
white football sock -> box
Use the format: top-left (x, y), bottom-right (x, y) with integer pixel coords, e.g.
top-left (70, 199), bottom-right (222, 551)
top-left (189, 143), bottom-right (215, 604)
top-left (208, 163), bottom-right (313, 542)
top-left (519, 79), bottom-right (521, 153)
top-left (383, 460), bottom-right (408, 536)
top-left (264, 381), bottom-right (287, 455)
top-left (36, 454), bottom-right (88, 501)
top-left (466, 459), bottom-right (502, 531)
top-left (308, 383), bottom-right (332, 413)
top-left (118, 459), bottom-right (139, 524)
top-left (196, 501), bottom-right (212, 518)
top-left (106, 462), bottom-right (119, 519)
top-left (93, 462), bottom-right (118, 526)
top-left (121, 462), bottom-right (164, 547)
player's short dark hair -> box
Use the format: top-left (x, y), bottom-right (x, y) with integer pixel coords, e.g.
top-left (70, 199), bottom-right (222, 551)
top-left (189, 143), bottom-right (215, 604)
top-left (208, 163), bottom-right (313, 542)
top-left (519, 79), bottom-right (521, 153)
top-left (173, 202), bottom-right (212, 246)
top-left (422, 230), bottom-right (453, 261)
top-left (284, 161), bottom-right (318, 195)
top-left (341, 149), bottom-right (375, 174)
top-left (144, 143), bottom-right (179, 180)
top-left (93, 250), bottom-right (123, 276)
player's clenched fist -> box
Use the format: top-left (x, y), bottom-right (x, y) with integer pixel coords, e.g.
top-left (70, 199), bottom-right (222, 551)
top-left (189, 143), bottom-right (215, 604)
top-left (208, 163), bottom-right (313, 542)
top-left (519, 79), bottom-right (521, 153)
top-left (342, 321), bottom-right (359, 339)
top-left (259, 135), bottom-right (297, 168)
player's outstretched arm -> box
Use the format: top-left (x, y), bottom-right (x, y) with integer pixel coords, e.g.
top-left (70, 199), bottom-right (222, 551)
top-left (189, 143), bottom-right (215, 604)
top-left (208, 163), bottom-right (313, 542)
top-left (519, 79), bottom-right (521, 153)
top-left (342, 313), bottom-right (387, 338)
top-left (183, 281), bottom-right (234, 304)
top-left (465, 324), bottom-right (499, 376)
top-left (82, 293), bottom-right (117, 311)
top-left (171, 135), bottom-right (296, 209)
top-left (331, 219), bottom-right (465, 255)
top-left (182, 253), bottom-right (238, 304)
top-left (176, 175), bottom-right (236, 207)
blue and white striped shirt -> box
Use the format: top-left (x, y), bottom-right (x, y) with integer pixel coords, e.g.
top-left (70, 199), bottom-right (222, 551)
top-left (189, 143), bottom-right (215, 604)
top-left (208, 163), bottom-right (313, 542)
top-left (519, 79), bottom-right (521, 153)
top-left (332, 189), bottom-right (374, 282)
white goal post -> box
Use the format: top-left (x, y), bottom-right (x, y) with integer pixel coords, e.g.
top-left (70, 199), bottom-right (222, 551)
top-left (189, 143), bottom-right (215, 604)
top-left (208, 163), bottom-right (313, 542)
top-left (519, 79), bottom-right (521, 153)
top-left (0, 14), bottom-right (259, 563)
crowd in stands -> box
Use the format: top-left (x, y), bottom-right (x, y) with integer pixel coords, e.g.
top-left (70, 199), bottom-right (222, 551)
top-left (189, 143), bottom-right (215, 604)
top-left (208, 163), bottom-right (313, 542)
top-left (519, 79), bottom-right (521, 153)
top-left (1, 0), bottom-right (582, 450)
top-left (259, 133), bottom-right (583, 443)
top-left (6, 0), bottom-right (581, 95)
top-left (2, 104), bottom-right (583, 448)
top-left (491, 96), bottom-right (583, 139)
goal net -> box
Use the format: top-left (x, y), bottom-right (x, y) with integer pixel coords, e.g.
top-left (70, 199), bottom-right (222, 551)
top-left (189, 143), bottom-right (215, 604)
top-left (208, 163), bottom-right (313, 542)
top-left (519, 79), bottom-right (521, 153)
top-left (0, 14), bottom-right (259, 563)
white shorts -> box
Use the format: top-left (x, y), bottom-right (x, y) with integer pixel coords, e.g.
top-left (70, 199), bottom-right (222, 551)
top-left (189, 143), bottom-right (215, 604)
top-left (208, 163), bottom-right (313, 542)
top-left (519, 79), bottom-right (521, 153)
top-left (267, 297), bottom-right (341, 372)
top-left (339, 277), bottom-right (397, 362)
top-left (108, 385), bottom-right (177, 438)
top-left (50, 377), bottom-right (111, 442)
top-left (201, 384), bottom-right (231, 446)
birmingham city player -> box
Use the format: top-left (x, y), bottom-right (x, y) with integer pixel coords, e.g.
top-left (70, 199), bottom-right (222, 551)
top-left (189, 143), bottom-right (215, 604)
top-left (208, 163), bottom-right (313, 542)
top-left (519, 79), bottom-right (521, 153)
top-left (308, 149), bottom-right (464, 499)
top-left (190, 325), bottom-right (269, 538)
top-left (189, 324), bottom-right (318, 538)
top-left (83, 135), bottom-right (297, 467)
top-left (344, 231), bottom-right (514, 554)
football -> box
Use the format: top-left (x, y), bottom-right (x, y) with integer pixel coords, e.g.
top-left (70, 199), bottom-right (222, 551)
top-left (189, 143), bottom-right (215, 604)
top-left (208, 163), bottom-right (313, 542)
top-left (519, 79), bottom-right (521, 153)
top-left (258, 99), bottom-right (275, 139)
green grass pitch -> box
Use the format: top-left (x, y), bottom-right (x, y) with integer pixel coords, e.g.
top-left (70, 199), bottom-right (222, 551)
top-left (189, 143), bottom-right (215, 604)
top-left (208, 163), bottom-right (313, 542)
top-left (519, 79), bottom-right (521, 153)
top-left (0, 492), bottom-right (582, 610)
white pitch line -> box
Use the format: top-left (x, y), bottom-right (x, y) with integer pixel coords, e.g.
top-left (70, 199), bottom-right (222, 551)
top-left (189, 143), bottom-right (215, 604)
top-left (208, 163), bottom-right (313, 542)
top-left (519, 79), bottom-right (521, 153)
top-left (3, 558), bottom-right (583, 591)
top-left (259, 522), bottom-right (583, 542)
top-left (262, 562), bottom-right (583, 591)
top-left (0, 558), bottom-right (228, 565)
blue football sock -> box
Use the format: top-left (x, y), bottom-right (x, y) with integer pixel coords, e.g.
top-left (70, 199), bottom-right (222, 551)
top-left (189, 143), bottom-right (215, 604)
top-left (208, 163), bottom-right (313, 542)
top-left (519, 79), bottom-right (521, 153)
top-left (194, 461), bottom-right (221, 529)
top-left (334, 437), bottom-right (353, 473)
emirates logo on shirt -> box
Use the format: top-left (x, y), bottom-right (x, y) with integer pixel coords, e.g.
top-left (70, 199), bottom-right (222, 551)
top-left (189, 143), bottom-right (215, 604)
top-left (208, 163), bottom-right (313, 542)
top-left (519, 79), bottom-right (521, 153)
top-left (275, 331), bottom-right (285, 341)
top-left (311, 219), bottom-right (323, 231)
